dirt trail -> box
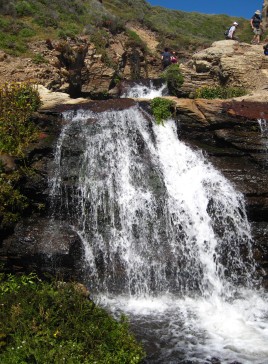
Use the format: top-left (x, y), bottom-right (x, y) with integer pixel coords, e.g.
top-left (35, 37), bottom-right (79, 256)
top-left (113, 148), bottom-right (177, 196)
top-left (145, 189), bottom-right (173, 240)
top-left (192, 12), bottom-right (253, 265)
top-left (127, 23), bottom-right (159, 54)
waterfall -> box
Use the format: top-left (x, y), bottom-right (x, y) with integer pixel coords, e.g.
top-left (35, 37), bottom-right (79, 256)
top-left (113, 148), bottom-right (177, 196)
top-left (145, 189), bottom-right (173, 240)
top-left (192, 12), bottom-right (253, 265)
top-left (50, 105), bottom-right (268, 363)
top-left (257, 118), bottom-right (268, 136)
top-left (121, 81), bottom-right (168, 98)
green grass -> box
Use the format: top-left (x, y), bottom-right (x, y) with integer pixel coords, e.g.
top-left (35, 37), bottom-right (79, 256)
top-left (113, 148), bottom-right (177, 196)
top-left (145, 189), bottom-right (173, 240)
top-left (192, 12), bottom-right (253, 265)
top-left (194, 86), bottom-right (247, 99)
top-left (0, 273), bottom-right (145, 364)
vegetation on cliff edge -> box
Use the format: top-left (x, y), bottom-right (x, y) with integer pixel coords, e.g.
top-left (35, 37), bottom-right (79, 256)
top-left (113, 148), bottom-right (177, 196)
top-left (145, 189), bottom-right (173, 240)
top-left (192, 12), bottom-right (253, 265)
top-left (0, 82), bottom-right (41, 232)
top-left (194, 85), bottom-right (247, 99)
top-left (151, 97), bottom-right (175, 125)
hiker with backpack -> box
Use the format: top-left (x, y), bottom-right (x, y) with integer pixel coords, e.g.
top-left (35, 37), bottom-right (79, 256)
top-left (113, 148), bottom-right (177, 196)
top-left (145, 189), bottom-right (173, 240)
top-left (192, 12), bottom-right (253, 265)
top-left (161, 48), bottom-right (172, 69)
top-left (251, 10), bottom-right (263, 44)
top-left (225, 22), bottom-right (239, 40)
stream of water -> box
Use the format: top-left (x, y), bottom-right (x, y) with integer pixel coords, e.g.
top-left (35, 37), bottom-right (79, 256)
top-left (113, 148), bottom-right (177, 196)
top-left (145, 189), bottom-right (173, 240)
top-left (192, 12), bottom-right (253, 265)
top-left (50, 105), bottom-right (268, 364)
top-left (121, 81), bottom-right (168, 98)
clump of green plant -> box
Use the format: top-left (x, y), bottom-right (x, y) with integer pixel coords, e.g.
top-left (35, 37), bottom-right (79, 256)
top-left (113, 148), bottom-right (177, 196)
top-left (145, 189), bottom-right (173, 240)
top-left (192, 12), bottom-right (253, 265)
top-left (151, 97), bottom-right (175, 125)
top-left (0, 82), bottom-right (41, 155)
top-left (90, 29), bottom-right (109, 52)
top-left (15, 1), bottom-right (35, 17)
top-left (161, 64), bottom-right (184, 97)
top-left (126, 29), bottom-right (147, 51)
top-left (32, 52), bottom-right (48, 64)
top-left (194, 86), bottom-right (247, 99)
top-left (0, 170), bottom-right (28, 230)
top-left (101, 14), bottom-right (126, 35)
top-left (0, 273), bottom-right (145, 364)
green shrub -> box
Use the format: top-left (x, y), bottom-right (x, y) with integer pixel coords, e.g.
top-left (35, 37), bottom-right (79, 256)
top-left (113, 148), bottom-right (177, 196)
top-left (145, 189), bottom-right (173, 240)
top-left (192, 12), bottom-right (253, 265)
top-left (19, 27), bottom-right (35, 37)
top-left (34, 14), bottom-right (59, 29)
top-left (90, 29), bottom-right (109, 51)
top-left (194, 86), bottom-right (247, 99)
top-left (0, 273), bottom-right (145, 364)
top-left (0, 171), bottom-right (28, 230)
top-left (0, 82), bottom-right (41, 156)
top-left (0, 30), bottom-right (28, 55)
top-left (15, 1), bottom-right (34, 16)
top-left (101, 15), bottom-right (126, 35)
top-left (161, 64), bottom-right (184, 97)
top-left (32, 52), bottom-right (48, 64)
top-left (151, 97), bottom-right (175, 125)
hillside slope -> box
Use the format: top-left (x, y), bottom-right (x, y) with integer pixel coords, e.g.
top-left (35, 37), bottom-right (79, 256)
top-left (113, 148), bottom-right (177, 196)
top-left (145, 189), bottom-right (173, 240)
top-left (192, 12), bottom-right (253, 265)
top-left (0, 0), bottom-right (253, 56)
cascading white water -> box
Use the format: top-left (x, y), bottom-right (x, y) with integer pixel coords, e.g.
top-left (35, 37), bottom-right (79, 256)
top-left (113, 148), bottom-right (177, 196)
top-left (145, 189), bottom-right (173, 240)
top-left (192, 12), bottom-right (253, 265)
top-left (121, 81), bottom-right (168, 98)
top-left (257, 118), bottom-right (268, 136)
top-left (50, 105), bottom-right (268, 363)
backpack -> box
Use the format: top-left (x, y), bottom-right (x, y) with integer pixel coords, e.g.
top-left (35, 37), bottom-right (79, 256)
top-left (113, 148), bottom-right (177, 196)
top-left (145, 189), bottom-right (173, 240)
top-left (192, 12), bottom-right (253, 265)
top-left (224, 27), bottom-right (230, 37)
top-left (252, 15), bottom-right (261, 28)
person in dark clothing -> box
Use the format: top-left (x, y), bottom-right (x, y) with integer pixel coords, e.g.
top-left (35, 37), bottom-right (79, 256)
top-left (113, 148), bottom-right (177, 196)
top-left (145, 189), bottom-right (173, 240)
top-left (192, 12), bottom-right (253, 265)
top-left (251, 10), bottom-right (263, 44)
top-left (263, 43), bottom-right (268, 55)
top-left (161, 48), bottom-right (171, 69)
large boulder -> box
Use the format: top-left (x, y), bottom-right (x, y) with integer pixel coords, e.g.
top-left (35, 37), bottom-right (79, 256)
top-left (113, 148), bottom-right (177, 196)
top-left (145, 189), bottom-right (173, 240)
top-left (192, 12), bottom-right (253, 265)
top-left (180, 41), bottom-right (268, 96)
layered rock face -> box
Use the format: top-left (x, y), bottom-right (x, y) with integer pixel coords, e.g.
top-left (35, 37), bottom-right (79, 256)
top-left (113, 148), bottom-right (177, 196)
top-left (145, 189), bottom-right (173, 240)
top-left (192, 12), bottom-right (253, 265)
top-left (1, 92), bottom-right (268, 286)
top-left (179, 40), bottom-right (268, 96)
top-left (1, 36), bottom-right (268, 286)
top-left (262, 0), bottom-right (268, 30)
top-left (172, 98), bottom-right (268, 286)
top-left (0, 26), bottom-right (162, 98)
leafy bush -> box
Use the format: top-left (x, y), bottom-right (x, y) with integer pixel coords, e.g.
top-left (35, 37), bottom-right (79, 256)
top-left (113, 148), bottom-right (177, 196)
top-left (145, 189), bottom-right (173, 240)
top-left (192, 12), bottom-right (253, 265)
top-left (101, 14), bottom-right (125, 35)
top-left (151, 97), bottom-right (175, 125)
top-left (161, 64), bottom-right (184, 97)
top-left (32, 52), bottom-right (48, 64)
top-left (15, 1), bottom-right (34, 16)
top-left (90, 28), bottom-right (109, 52)
top-left (0, 170), bottom-right (28, 230)
top-left (194, 86), bottom-right (247, 99)
top-left (0, 82), bottom-right (41, 155)
top-left (0, 273), bottom-right (145, 364)
top-left (34, 13), bottom-right (59, 29)
top-left (19, 26), bottom-right (35, 37)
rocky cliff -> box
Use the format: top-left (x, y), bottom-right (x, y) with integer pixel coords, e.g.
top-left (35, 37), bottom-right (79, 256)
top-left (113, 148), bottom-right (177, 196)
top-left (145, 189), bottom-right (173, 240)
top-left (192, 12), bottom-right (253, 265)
top-left (1, 36), bottom-right (268, 286)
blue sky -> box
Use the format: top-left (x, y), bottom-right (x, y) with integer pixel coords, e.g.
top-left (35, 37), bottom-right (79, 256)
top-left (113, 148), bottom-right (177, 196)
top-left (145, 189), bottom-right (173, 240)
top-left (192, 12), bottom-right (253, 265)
top-left (147, 0), bottom-right (263, 19)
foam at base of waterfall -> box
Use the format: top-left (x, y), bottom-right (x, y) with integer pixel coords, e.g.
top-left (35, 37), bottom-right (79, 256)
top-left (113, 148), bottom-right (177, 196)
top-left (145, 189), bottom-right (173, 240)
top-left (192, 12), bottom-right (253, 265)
top-left (97, 288), bottom-right (268, 364)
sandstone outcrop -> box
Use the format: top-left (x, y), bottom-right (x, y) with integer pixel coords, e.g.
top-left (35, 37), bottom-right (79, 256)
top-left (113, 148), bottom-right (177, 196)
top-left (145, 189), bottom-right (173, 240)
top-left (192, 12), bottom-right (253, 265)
top-left (180, 40), bottom-right (268, 96)
top-left (0, 27), bottom-right (162, 98)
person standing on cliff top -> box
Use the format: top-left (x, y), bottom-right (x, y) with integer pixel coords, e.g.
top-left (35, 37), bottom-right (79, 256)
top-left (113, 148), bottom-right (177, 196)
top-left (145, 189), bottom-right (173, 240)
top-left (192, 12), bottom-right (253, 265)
top-left (251, 10), bottom-right (263, 44)
top-left (226, 22), bottom-right (239, 40)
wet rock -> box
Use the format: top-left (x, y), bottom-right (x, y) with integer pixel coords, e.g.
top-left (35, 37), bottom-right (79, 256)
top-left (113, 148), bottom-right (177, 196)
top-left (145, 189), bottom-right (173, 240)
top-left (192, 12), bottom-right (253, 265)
top-left (0, 217), bottom-right (84, 280)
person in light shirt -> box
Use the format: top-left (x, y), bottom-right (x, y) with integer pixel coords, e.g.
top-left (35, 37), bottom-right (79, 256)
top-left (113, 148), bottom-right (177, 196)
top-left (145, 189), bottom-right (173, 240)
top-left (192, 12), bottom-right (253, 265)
top-left (226, 22), bottom-right (239, 40)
